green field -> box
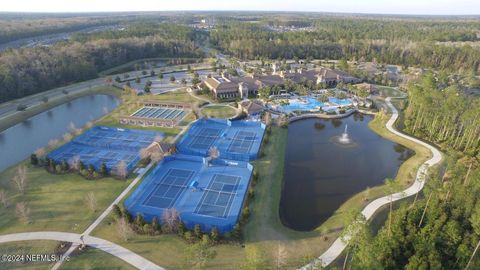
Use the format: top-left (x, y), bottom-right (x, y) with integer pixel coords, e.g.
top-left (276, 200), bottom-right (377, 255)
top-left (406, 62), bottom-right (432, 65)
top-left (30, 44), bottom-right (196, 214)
top-left (60, 247), bottom-right (136, 270)
top-left (0, 161), bottom-right (130, 235)
top-left (201, 105), bottom-right (237, 119)
top-left (377, 86), bottom-right (405, 98)
top-left (0, 241), bottom-right (58, 270)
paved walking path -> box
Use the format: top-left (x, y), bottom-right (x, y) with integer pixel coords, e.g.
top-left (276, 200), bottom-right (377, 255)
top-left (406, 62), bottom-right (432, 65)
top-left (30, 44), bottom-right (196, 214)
top-left (0, 232), bottom-right (164, 270)
top-left (300, 97), bottom-right (443, 269)
top-left (48, 162), bottom-right (157, 269)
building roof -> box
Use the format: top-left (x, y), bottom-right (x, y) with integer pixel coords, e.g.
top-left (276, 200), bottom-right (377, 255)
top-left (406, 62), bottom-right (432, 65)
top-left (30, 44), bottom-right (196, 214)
top-left (318, 67), bottom-right (341, 80)
top-left (204, 76), bottom-right (239, 93)
top-left (146, 142), bottom-right (172, 154)
top-left (216, 82), bottom-right (240, 93)
top-left (204, 77), bottom-right (220, 89)
top-left (240, 100), bottom-right (264, 115)
top-left (256, 75), bottom-right (284, 86)
top-left (232, 77), bottom-right (261, 91)
top-left (281, 70), bottom-right (317, 83)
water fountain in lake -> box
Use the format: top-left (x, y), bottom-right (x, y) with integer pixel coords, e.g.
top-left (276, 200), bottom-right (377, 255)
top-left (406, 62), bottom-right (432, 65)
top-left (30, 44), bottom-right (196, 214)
top-left (338, 124), bottom-right (350, 144)
top-left (330, 123), bottom-right (356, 147)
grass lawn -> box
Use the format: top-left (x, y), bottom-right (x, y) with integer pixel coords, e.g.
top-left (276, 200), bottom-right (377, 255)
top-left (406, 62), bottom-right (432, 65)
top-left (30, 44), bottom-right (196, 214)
top-left (60, 246), bottom-right (136, 270)
top-left (201, 105), bottom-right (237, 119)
top-left (92, 225), bottom-right (246, 270)
top-left (0, 161), bottom-right (130, 235)
top-left (0, 241), bottom-right (59, 270)
top-left (377, 86), bottom-right (405, 98)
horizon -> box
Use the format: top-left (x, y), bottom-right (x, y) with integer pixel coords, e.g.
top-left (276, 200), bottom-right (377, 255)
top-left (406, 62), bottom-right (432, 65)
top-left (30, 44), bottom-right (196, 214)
top-left (1, 0), bottom-right (479, 16)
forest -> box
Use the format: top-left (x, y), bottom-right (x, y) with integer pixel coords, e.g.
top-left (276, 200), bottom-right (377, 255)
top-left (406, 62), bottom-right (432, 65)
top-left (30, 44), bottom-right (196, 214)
top-left (403, 74), bottom-right (480, 158)
top-left (210, 20), bottom-right (480, 73)
top-left (347, 153), bottom-right (480, 269)
top-left (0, 14), bottom-right (127, 44)
top-left (343, 74), bottom-right (480, 269)
top-left (0, 23), bottom-right (204, 103)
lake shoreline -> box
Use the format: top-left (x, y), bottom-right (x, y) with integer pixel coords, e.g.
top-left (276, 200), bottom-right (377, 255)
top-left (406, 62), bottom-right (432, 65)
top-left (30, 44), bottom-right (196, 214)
top-left (0, 86), bottom-right (121, 133)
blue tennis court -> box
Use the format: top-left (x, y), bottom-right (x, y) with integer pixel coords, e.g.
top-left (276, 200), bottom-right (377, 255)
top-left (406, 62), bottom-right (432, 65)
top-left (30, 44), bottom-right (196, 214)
top-left (194, 174), bottom-right (240, 218)
top-left (47, 126), bottom-right (162, 173)
top-left (228, 131), bottom-right (256, 154)
top-left (124, 154), bottom-right (253, 234)
top-left (143, 168), bottom-right (194, 209)
top-left (188, 127), bottom-right (223, 150)
top-left (177, 118), bottom-right (266, 161)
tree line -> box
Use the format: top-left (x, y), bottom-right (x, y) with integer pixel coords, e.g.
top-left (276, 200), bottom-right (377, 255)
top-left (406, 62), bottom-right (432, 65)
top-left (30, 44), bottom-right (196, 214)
top-left (403, 74), bottom-right (480, 158)
top-left (210, 22), bottom-right (480, 73)
top-left (0, 32), bottom-right (204, 103)
top-left (344, 73), bottom-right (480, 269)
top-left (347, 153), bottom-right (480, 269)
top-left (0, 15), bottom-right (123, 44)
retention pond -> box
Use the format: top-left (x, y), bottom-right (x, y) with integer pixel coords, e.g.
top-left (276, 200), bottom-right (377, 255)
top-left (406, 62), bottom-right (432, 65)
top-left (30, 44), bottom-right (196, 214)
top-left (0, 94), bottom-right (119, 172)
top-left (280, 113), bottom-right (413, 231)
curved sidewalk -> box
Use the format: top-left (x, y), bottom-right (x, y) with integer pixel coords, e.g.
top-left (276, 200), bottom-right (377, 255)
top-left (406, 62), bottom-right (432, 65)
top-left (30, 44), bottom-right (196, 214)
top-left (0, 232), bottom-right (164, 270)
top-left (301, 97), bottom-right (443, 269)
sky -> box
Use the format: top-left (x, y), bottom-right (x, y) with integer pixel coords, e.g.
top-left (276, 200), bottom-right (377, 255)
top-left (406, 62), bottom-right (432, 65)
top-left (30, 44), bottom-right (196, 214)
top-left (1, 0), bottom-right (479, 15)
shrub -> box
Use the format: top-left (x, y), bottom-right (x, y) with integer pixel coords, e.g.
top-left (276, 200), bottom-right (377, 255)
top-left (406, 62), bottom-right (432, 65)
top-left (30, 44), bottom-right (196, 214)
top-left (202, 234), bottom-right (210, 245)
top-left (184, 231), bottom-right (193, 243)
top-left (151, 216), bottom-right (161, 234)
top-left (134, 214), bottom-right (145, 229)
top-left (30, 154), bottom-right (38, 166)
top-left (248, 187), bottom-right (255, 200)
top-left (240, 207), bottom-right (250, 224)
top-left (55, 164), bottom-right (62, 173)
top-left (79, 169), bottom-right (89, 177)
top-left (194, 224), bottom-right (202, 239)
top-left (121, 207), bottom-right (132, 223)
top-left (112, 204), bottom-right (122, 220)
top-left (100, 163), bottom-right (108, 176)
top-left (61, 160), bottom-right (69, 171)
top-left (143, 224), bottom-right (153, 235)
top-left (177, 221), bottom-right (186, 236)
top-left (232, 224), bottom-right (242, 240)
top-left (210, 227), bottom-right (219, 243)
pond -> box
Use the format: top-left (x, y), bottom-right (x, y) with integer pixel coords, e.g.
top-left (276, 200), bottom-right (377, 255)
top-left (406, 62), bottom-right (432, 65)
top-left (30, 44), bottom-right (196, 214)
top-left (279, 113), bottom-right (413, 231)
top-left (0, 94), bottom-right (119, 172)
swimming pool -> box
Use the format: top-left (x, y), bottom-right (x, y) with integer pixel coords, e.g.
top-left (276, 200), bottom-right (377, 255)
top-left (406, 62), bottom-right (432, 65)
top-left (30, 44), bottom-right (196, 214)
top-left (276, 96), bottom-right (352, 113)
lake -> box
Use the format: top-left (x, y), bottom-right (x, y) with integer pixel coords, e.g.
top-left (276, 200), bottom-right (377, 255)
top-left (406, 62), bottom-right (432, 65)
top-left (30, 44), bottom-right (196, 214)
top-left (0, 94), bottom-right (119, 172)
top-left (279, 113), bottom-right (413, 231)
